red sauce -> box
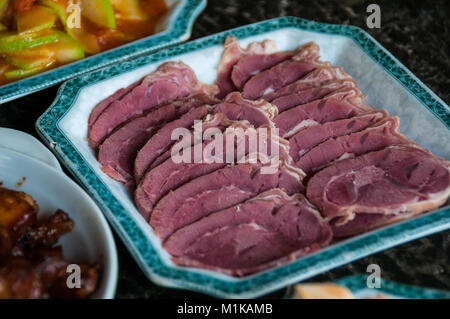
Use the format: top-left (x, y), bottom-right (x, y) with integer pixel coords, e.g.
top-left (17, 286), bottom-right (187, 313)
top-left (0, 0), bottom-right (168, 85)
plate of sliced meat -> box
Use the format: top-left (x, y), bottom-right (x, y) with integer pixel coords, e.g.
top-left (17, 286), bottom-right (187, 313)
top-left (36, 17), bottom-right (450, 298)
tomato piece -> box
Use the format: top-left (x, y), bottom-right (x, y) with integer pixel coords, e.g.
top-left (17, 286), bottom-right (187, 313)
top-left (12, 0), bottom-right (36, 13)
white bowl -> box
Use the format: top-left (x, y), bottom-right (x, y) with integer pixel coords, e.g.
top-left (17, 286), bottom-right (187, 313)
top-left (0, 147), bottom-right (118, 299)
top-left (0, 127), bottom-right (61, 170)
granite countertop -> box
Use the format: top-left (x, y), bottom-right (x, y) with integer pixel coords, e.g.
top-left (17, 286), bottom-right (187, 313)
top-left (0, 0), bottom-right (449, 298)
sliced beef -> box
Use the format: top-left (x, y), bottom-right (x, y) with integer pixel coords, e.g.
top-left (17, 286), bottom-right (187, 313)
top-left (153, 119), bottom-right (304, 180)
top-left (98, 108), bottom-right (165, 185)
top-left (134, 118), bottom-right (256, 219)
top-left (211, 92), bottom-right (278, 127)
top-left (242, 42), bottom-right (325, 100)
top-left (151, 138), bottom-right (305, 241)
top-left (297, 116), bottom-right (407, 174)
top-left (145, 113), bottom-right (235, 172)
top-left (88, 78), bottom-right (142, 129)
top-left (254, 131), bottom-right (306, 194)
top-left (216, 37), bottom-right (278, 98)
top-left (262, 65), bottom-right (352, 102)
top-left (164, 189), bottom-right (332, 276)
top-left (289, 110), bottom-right (387, 162)
top-left (329, 211), bottom-right (413, 238)
top-left (231, 51), bottom-right (293, 90)
top-left (88, 62), bottom-right (217, 148)
top-left (306, 144), bottom-right (450, 235)
top-left (139, 93), bottom-right (278, 180)
top-left (133, 105), bottom-right (213, 183)
top-left (98, 93), bottom-right (216, 186)
top-left (271, 79), bottom-right (357, 113)
top-left (145, 150), bottom-right (172, 172)
top-left (273, 87), bottom-right (371, 138)
top-left (135, 115), bottom-right (304, 219)
top-left (86, 37), bottom-right (450, 276)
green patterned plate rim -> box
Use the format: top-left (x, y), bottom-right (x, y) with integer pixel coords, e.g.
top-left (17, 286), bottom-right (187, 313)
top-left (335, 275), bottom-right (450, 299)
top-left (0, 0), bottom-right (206, 104)
top-left (36, 17), bottom-right (450, 298)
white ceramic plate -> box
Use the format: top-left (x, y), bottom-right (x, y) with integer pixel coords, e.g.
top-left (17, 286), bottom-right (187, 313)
top-left (36, 17), bottom-right (450, 298)
top-left (0, 147), bottom-right (118, 299)
top-left (0, 127), bottom-right (61, 171)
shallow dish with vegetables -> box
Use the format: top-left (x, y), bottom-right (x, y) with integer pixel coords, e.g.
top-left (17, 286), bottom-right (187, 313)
top-left (0, 0), bottom-right (168, 84)
top-left (0, 0), bottom-right (206, 103)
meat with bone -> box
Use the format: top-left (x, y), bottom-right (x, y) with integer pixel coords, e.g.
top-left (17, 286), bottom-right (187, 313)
top-left (306, 144), bottom-right (450, 235)
top-left (88, 62), bottom-right (217, 148)
top-left (98, 94), bottom-right (215, 186)
top-left (297, 116), bottom-right (406, 174)
top-left (274, 87), bottom-right (371, 138)
top-left (0, 252), bottom-right (99, 299)
top-left (151, 135), bottom-right (305, 241)
top-left (19, 209), bottom-right (74, 249)
top-left (0, 187), bottom-right (37, 260)
top-left (0, 258), bottom-right (42, 298)
top-left (242, 42), bottom-right (325, 100)
top-left (164, 188), bottom-right (331, 276)
top-left (289, 110), bottom-right (387, 162)
top-left (0, 187), bottom-right (100, 299)
top-left (215, 37), bottom-right (280, 98)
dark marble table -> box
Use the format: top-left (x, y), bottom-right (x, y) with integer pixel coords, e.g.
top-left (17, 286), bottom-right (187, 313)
top-left (0, 0), bottom-right (449, 298)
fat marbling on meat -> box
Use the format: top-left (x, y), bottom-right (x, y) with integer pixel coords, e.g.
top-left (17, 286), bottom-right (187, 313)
top-left (216, 37), bottom-right (280, 98)
top-left (242, 42), bottom-right (326, 100)
top-left (306, 144), bottom-right (450, 236)
top-left (151, 132), bottom-right (305, 241)
top-left (288, 110), bottom-right (387, 162)
top-left (88, 62), bottom-right (214, 148)
top-left (98, 93), bottom-right (217, 186)
top-left (164, 188), bottom-right (331, 276)
top-left (297, 116), bottom-right (407, 174)
top-left (274, 86), bottom-right (371, 138)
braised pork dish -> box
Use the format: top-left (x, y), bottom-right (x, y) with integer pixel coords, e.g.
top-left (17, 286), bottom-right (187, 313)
top-left (0, 186), bottom-right (100, 298)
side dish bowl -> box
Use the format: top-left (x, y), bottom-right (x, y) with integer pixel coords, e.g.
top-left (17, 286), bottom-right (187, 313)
top-left (0, 127), bottom-right (61, 170)
top-left (36, 17), bottom-right (450, 298)
top-left (0, 147), bottom-right (118, 299)
top-left (0, 0), bottom-right (206, 103)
